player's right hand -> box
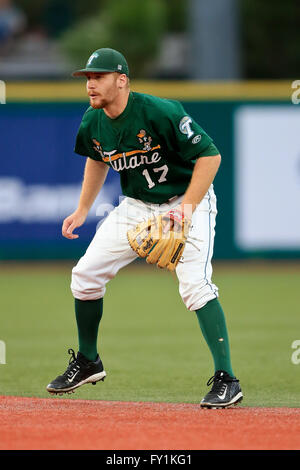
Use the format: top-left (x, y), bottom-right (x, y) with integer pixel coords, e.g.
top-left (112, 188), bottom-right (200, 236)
top-left (62, 210), bottom-right (88, 239)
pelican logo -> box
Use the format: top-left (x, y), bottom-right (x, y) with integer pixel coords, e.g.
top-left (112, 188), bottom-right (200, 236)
top-left (137, 129), bottom-right (152, 151)
top-left (92, 139), bottom-right (104, 158)
top-left (179, 116), bottom-right (194, 139)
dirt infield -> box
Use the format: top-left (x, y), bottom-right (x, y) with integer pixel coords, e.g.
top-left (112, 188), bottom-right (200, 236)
top-left (0, 396), bottom-right (299, 450)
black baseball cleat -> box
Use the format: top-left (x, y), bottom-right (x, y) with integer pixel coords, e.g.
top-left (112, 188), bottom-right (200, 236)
top-left (46, 348), bottom-right (106, 395)
top-left (200, 370), bottom-right (243, 409)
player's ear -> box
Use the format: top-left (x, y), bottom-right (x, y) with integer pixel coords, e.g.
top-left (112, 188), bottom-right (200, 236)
top-left (117, 73), bottom-right (128, 89)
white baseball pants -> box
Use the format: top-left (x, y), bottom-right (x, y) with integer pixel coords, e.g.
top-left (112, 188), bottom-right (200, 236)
top-left (71, 185), bottom-right (219, 311)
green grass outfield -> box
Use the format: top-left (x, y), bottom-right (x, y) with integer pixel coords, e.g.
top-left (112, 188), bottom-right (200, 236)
top-left (0, 261), bottom-right (299, 407)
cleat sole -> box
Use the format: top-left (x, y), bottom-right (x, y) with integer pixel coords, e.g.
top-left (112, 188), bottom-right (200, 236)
top-left (200, 394), bottom-right (243, 409)
top-left (92, 376), bottom-right (105, 385)
top-left (47, 370), bottom-right (107, 396)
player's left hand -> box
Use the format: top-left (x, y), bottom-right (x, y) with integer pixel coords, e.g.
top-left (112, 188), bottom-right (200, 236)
top-left (127, 205), bottom-right (191, 272)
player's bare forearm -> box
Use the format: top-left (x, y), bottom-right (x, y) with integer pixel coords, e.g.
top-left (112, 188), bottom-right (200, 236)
top-left (62, 158), bottom-right (109, 239)
top-left (180, 155), bottom-right (221, 214)
top-left (77, 158), bottom-right (109, 214)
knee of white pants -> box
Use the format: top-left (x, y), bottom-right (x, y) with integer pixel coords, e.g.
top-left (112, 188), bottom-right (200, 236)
top-left (179, 278), bottom-right (219, 311)
top-left (70, 264), bottom-right (106, 301)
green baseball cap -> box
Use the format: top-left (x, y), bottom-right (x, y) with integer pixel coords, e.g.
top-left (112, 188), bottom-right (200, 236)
top-left (72, 48), bottom-right (129, 77)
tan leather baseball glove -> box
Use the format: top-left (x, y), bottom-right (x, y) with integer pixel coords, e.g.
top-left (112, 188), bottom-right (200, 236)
top-left (127, 208), bottom-right (191, 272)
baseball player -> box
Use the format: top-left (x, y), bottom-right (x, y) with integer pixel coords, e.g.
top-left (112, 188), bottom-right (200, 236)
top-left (46, 48), bottom-right (243, 408)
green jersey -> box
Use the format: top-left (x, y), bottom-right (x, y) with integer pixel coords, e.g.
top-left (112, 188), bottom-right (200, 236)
top-left (75, 91), bottom-right (219, 204)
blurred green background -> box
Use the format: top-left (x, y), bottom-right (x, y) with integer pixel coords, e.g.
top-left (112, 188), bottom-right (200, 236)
top-left (1, 261), bottom-right (299, 407)
top-left (2, 0), bottom-right (300, 79)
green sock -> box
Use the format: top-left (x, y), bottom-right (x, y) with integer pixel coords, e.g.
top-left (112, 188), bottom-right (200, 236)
top-left (75, 298), bottom-right (103, 362)
top-left (195, 298), bottom-right (235, 378)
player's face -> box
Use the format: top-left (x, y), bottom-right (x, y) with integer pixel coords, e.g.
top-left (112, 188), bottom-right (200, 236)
top-left (86, 72), bottom-right (122, 109)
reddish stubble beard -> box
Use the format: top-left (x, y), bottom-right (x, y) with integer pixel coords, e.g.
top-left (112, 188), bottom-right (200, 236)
top-left (86, 73), bottom-right (119, 110)
top-left (89, 94), bottom-right (111, 109)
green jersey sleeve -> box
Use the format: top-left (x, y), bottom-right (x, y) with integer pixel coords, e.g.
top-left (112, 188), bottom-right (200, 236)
top-left (74, 107), bottom-right (101, 160)
top-left (196, 141), bottom-right (220, 157)
top-left (157, 99), bottom-right (219, 161)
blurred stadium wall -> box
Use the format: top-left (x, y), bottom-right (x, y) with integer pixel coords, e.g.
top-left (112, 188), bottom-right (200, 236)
top-left (0, 0), bottom-right (299, 261)
top-left (1, 80), bottom-right (299, 261)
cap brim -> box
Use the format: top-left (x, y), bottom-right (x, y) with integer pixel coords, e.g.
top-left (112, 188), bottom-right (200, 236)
top-left (72, 68), bottom-right (123, 77)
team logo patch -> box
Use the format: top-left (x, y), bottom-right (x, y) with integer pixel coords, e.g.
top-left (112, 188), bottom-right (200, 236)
top-left (87, 52), bottom-right (99, 65)
top-left (179, 116), bottom-right (194, 139)
top-left (137, 129), bottom-right (152, 151)
top-left (192, 134), bottom-right (202, 144)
